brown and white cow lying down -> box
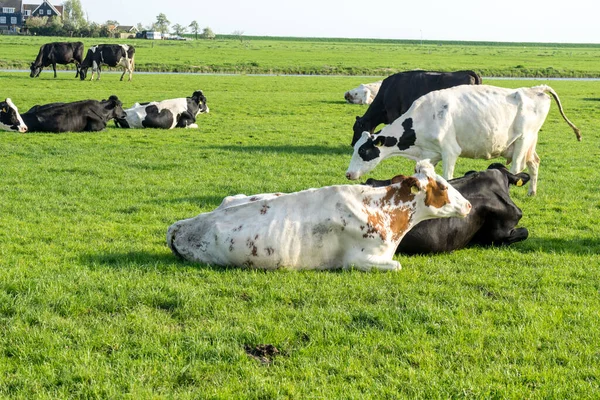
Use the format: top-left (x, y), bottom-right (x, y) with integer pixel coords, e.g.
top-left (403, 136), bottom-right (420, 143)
top-left (167, 161), bottom-right (471, 271)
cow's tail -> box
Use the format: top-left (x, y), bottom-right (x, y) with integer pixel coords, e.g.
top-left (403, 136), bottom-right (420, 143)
top-left (539, 85), bottom-right (581, 141)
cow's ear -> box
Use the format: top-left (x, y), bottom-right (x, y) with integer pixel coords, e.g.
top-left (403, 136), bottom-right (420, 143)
top-left (356, 116), bottom-right (360, 121)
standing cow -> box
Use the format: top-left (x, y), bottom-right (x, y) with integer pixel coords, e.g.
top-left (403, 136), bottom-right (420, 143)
top-left (365, 163), bottom-right (530, 254)
top-left (29, 42), bottom-right (84, 79)
top-left (346, 84), bottom-right (581, 196)
top-left (351, 70), bottom-right (481, 146)
top-left (167, 161), bottom-right (471, 271)
top-left (79, 44), bottom-right (136, 81)
top-left (20, 96), bottom-right (126, 133)
top-left (114, 90), bottom-right (209, 129)
top-left (0, 98), bottom-right (27, 133)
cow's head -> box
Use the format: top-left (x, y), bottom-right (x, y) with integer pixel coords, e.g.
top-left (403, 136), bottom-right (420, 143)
top-left (79, 67), bottom-right (88, 81)
top-left (102, 95), bottom-right (127, 120)
top-left (0, 98), bottom-right (27, 133)
top-left (346, 131), bottom-right (397, 180)
top-left (30, 62), bottom-right (42, 78)
top-left (410, 160), bottom-right (471, 219)
top-left (351, 116), bottom-right (369, 146)
top-left (345, 85), bottom-right (369, 105)
top-left (191, 90), bottom-right (209, 114)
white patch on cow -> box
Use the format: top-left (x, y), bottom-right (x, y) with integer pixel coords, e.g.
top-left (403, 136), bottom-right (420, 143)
top-left (345, 81), bottom-right (382, 104)
top-left (121, 98), bottom-right (189, 129)
top-left (346, 84), bottom-right (580, 196)
top-left (166, 161), bottom-right (471, 271)
top-left (0, 98), bottom-right (27, 133)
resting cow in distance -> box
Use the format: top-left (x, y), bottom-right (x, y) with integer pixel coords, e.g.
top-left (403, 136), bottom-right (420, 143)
top-left (30, 42), bottom-right (84, 79)
top-left (79, 44), bottom-right (135, 81)
top-left (20, 96), bottom-right (126, 133)
top-left (167, 161), bottom-right (471, 271)
top-left (346, 84), bottom-right (581, 196)
top-left (351, 70), bottom-right (481, 146)
top-left (365, 163), bottom-right (529, 254)
top-left (114, 90), bottom-right (209, 129)
top-left (0, 98), bottom-right (27, 133)
top-left (345, 81), bottom-right (382, 105)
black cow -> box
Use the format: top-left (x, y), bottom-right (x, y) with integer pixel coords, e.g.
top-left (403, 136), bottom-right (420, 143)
top-left (0, 98), bottom-right (27, 133)
top-left (365, 163), bottom-right (529, 254)
top-left (30, 42), bottom-right (84, 79)
top-left (114, 90), bottom-right (209, 129)
top-left (79, 44), bottom-right (136, 81)
top-left (351, 70), bottom-right (482, 146)
top-left (20, 96), bottom-right (126, 133)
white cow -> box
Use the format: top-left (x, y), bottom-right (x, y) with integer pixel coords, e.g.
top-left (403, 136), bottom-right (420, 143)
top-left (167, 161), bottom-right (471, 271)
top-left (346, 84), bottom-right (580, 196)
top-left (344, 81), bottom-right (382, 105)
top-left (0, 98), bottom-right (27, 133)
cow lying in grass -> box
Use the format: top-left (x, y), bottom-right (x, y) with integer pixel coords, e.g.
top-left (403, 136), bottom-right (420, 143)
top-left (344, 81), bottom-right (382, 105)
top-left (365, 163), bottom-right (529, 254)
top-left (167, 161), bottom-right (471, 271)
top-left (20, 96), bottom-right (126, 133)
top-left (115, 90), bottom-right (209, 129)
top-left (0, 98), bottom-right (27, 133)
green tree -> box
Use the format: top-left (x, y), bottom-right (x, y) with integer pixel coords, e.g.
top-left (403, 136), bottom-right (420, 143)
top-left (155, 13), bottom-right (170, 34)
top-left (189, 20), bottom-right (199, 40)
top-left (200, 27), bottom-right (215, 40)
top-left (62, 0), bottom-right (87, 31)
top-left (172, 23), bottom-right (186, 36)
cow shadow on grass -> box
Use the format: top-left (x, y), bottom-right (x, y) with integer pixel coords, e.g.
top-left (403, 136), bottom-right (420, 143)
top-left (82, 251), bottom-right (348, 273)
top-left (82, 251), bottom-right (233, 272)
top-left (513, 236), bottom-right (600, 255)
top-left (195, 144), bottom-right (351, 156)
top-left (582, 98), bottom-right (600, 102)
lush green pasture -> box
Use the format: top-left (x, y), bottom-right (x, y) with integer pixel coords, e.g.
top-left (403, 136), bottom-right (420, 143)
top-left (1, 72), bottom-right (600, 398)
top-left (3, 35), bottom-right (600, 76)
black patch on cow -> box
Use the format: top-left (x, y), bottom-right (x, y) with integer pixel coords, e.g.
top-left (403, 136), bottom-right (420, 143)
top-left (373, 135), bottom-right (398, 147)
top-left (142, 105), bottom-right (174, 129)
top-left (357, 139), bottom-right (381, 162)
top-left (398, 118), bottom-right (417, 150)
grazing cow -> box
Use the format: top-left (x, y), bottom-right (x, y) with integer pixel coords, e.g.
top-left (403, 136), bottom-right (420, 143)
top-left (114, 90), bottom-right (209, 129)
top-left (20, 96), bottom-right (126, 133)
top-left (0, 98), bottom-right (27, 133)
top-left (345, 81), bottom-right (382, 105)
top-left (351, 70), bottom-right (481, 146)
top-left (30, 42), bottom-right (84, 79)
top-left (365, 163), bottom-right (530, 254)
top-left (167, 161), bottom-right (471, 271)
top-left (346, 84), bottom-right (581, 196)
top-left (79, 44), bottom-right (135, 81)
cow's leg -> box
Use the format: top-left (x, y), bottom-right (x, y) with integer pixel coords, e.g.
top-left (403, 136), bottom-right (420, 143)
top-left (347, 254), bottom-right (401, 271)
top-left (525, 150), bottom-right (540, 196)
top-left (52, 63), bottom-right (57, 78)
top-left (75, 63), bottom-right (80, 78)
top-left (120, 67), bottom-right (126, 81)
top-left (441, 143), bottom-right (461, 180)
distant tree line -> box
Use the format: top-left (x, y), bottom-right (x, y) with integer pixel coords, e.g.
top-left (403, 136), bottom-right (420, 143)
top-left (25, 1), bottom-right (217, 39)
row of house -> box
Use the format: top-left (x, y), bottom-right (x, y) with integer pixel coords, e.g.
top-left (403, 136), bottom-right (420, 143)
top-left (0, 0), bottom-right (62, 32)
top-left (0, 0), bottom-right (138, 35)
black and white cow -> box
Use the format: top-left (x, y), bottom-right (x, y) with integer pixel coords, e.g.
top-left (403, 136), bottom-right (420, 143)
top-left (0, 98), bottom-right (27, 133)
top-left (79, 44), bottom-right (135, 81)
top-left (167, 160), bottom-right (471, 271)
top-left (351, 70), bottom-right (482, 146)
top-left (365, 163), bottom-right (530, 254)
top-left (30, 42), bottom-right (84, 79)
top-left (346, 84), bottom-right (581, 196)
top-left (114, 90), bottom-right (209, 129)
top-left (20, 96), bottom-right (126, 133)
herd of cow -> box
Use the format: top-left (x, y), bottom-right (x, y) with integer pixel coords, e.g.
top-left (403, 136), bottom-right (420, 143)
top-left (0, 49), bottom-right (582, 270)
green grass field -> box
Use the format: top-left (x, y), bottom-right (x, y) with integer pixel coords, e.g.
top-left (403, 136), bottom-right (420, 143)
top-left (1, 62), bottom-right (600, 398)
top-left (3, 35), bottom-right (600, 76)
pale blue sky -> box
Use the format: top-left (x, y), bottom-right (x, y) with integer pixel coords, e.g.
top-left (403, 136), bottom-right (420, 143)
top-left (74, 0), bottom-right (599, 43)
